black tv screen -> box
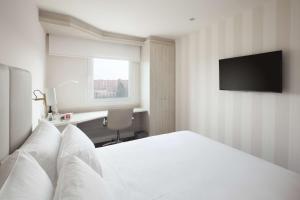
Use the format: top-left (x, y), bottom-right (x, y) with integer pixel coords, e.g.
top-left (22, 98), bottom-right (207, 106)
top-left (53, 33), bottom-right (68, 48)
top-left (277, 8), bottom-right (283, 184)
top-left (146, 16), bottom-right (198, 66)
top-left (219, 51), bottom-right (282, 92)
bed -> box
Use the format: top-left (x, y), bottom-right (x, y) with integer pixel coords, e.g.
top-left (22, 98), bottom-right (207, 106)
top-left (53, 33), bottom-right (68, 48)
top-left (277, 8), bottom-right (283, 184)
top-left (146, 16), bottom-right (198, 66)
top-left (1, 64), bottom-right (300, 200)
top-left (97, 131), bottom-right (300, 200)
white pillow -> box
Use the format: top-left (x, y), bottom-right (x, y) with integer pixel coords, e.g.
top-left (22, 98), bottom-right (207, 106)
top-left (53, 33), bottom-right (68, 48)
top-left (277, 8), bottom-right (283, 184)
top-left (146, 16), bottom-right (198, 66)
top-left (57, 124), bottom-right (102, 176)
top-left (20, 119), bottom-right (61, 183)
top-left (54, 156), bottom-right (111, 200)
top-left (0, 151), bottom-right (54, 200)
top-left (0, 154), bottom-right (18, 189)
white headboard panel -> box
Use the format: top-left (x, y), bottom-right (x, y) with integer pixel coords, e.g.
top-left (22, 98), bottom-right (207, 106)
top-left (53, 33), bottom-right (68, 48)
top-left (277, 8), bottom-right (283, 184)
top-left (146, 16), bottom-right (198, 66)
top-left (0, 65), bottom-right (9, 161)
top-left (0, 64), bottom-right (32, 161)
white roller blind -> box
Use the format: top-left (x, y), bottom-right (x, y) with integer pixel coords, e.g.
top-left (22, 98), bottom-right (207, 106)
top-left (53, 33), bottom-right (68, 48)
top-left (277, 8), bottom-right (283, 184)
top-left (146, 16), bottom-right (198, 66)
top-left (48, 35), bottom-right (141, 62)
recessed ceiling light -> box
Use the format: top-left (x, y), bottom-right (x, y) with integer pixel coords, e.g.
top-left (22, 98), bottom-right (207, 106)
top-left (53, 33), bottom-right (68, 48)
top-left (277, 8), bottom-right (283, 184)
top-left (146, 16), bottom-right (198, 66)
top-left (189, 17), bottom-right (196, 21)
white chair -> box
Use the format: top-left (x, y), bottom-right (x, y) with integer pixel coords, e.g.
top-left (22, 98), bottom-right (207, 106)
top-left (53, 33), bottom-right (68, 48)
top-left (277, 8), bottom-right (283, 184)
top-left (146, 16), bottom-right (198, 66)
top-left (103, 108), bottom-right (134, 146)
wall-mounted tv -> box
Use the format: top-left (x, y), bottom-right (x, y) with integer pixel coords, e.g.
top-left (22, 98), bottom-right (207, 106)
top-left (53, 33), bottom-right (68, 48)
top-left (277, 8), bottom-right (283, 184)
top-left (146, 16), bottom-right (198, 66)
top-left (219, 51), bottom-right (282, 93)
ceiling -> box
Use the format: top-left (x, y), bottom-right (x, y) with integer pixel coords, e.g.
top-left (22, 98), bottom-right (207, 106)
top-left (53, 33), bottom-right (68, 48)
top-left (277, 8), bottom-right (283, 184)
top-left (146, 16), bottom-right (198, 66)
top-left (36, 0), bottom-right (270, 39)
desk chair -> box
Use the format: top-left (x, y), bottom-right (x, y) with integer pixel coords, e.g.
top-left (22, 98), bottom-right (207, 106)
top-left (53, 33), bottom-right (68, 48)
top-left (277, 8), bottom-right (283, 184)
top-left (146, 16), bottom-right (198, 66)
top-left (103, 108), bottom-right (134, 146)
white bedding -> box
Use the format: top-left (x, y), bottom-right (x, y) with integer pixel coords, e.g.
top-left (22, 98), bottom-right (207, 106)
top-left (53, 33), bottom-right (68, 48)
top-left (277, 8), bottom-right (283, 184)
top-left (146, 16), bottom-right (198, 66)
top-left (96, 131), bottom-right (300, 200)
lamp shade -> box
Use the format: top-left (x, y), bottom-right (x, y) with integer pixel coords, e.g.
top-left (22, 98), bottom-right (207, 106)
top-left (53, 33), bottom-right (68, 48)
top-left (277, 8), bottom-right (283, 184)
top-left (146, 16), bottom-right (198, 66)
top-left (46, 88), bottom-right (57, 106)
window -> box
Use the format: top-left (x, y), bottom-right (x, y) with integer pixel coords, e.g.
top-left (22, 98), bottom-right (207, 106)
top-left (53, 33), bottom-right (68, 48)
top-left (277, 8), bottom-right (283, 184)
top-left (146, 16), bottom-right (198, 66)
top-left (92, 58), bottom-right (129, 99)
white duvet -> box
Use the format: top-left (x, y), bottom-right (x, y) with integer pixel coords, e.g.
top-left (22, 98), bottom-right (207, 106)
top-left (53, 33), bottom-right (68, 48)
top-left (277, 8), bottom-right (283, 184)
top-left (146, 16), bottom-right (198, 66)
top-left (96, 131), bottom-right (300, 200)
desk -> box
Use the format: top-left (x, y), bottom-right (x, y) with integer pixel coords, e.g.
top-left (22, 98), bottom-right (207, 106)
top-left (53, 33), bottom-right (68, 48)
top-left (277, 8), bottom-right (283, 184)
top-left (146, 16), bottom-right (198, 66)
top-left (49, 108), bottom-right (147, 131)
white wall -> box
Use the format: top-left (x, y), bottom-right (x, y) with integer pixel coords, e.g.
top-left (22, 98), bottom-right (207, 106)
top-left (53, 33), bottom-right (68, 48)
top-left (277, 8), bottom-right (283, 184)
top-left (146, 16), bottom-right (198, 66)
top-left (0, 0), bottom-right (46, 127)
top-left (176, 0), bottom-right (300, 173)
top-left (140, 40), bottom-right (151, 132)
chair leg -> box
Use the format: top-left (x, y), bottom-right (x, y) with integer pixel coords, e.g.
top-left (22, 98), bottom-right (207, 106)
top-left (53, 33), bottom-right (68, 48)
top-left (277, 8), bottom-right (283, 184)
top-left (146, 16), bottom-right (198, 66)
top-left (116, 130), bottom-right (121, 143)
top-left (102, 140), bottom-right (117, 146)
top-left (102, 130), bottom-right (122, 147)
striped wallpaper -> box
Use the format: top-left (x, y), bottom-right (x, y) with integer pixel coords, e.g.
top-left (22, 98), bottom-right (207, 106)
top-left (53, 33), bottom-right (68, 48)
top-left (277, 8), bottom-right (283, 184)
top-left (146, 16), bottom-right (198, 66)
top-left (176, 0), bottom-right (300, 173)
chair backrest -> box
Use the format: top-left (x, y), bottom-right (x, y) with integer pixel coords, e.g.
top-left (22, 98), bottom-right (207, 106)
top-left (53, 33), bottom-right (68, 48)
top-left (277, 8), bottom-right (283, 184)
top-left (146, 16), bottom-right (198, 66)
top-left (107, 108), bottom-right (134, 131)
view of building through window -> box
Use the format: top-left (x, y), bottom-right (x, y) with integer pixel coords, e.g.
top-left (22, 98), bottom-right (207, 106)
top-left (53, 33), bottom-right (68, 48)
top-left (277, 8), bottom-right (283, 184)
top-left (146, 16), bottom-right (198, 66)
top-left (93, 58), bottom-right (129, 99)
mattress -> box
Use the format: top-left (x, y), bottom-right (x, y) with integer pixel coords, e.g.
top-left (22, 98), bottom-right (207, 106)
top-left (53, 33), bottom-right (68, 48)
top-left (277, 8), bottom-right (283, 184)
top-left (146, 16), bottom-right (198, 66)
top-left (96, 131), bottom-right (300, 200)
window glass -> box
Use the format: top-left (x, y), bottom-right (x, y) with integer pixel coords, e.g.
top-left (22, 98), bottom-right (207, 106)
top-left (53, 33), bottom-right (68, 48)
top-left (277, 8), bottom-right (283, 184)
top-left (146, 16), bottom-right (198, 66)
top-left (92, 58), bottom-right (129, 99)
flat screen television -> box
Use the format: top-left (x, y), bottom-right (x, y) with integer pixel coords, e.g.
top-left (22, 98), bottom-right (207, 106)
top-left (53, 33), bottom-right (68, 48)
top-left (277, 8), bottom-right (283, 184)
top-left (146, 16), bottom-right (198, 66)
top-left (219, 51), bottom-right (282, 93)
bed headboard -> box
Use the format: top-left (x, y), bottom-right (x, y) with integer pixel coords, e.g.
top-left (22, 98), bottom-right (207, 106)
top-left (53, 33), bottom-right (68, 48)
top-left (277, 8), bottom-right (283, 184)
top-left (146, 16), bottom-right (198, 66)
top-left (0, 64), bottom-right (32, 161)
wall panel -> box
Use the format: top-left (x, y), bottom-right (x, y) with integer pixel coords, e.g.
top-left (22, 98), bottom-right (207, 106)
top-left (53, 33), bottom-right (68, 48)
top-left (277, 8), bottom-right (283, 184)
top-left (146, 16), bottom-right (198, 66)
top-left (176, 0), bottom-right (300, 173)
top-left (0, 0), bottom-right (45, 127)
